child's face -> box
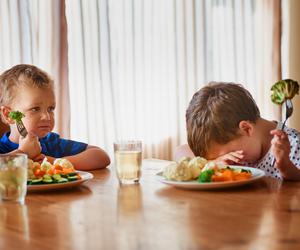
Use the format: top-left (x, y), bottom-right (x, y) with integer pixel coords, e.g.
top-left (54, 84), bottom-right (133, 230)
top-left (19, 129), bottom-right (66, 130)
top-left (205, 134), bottom-right (263, 164)
top-left (10, 84), bottom-right (55, 138)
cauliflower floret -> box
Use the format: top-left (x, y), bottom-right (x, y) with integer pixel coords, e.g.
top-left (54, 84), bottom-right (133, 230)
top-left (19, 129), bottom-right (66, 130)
top-left (188, 157), bottom-right (208, 179)
top-left (27, 159), bottom-right (41, 179)
top-left (27, 159), bottom-right (34, 169)
top-left (201, 161), bottom-right (226, 173)
top-left (53, 158), bottom-right (74, 170)
top-left (178, 156), bottom-right (191, 165)
top-left (40, 157), bottom-right (53, 172)
top-left (163, 161), bottom-right (192, 181)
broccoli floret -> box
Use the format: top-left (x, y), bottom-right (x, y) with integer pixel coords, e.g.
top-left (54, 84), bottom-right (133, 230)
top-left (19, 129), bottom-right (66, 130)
top-left (9, 111), bottom-right (25, 123)
top-left (198, 169), bottom-right (214, 183)
top-left (271, 79), bottom-right (299, 105)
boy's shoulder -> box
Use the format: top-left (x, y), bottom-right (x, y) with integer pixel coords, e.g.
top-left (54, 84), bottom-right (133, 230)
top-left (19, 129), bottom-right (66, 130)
top-left (41, 132), bottom-right (61, 141)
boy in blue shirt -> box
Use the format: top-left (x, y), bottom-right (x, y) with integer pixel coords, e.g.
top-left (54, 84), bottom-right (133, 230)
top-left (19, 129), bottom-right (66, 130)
top-left (0, 64), bottom-right (110, 170)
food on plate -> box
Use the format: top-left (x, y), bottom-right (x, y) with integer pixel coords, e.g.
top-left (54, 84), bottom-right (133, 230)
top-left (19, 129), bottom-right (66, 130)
top-left (198, 161), bottom-right (252, 183)
top-left (162, 157), bottom-right (252, 182)
top-left (8, 110), bottom-right (25, 122)
top-left (188, 156), bottom-right (208, 179)
top-left (271, 79), bottom-right (299, 105)
top-left (27, 158), bottom-right (81, 185)
top-left (162, 156), bottom-right (207, 181)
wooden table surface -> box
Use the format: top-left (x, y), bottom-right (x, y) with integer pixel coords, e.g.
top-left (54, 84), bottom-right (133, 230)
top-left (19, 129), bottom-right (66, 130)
top-left (1, 159), bottom-right (300, 250)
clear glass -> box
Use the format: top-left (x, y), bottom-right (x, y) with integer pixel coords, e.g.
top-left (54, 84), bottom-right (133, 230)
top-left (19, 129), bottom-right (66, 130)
top-left (0, 154), bottom-right (28, 204)
top-left (114, 140), bottom-right (142, 184)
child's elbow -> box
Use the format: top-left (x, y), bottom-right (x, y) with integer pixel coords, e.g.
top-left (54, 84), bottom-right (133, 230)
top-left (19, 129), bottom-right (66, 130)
top-left (102, 155), bottom-right (111, 168)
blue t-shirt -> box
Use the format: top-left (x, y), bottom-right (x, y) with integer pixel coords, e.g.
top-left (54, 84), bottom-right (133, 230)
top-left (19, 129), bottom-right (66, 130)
top-left (0, 132), bottom-right (87, 158)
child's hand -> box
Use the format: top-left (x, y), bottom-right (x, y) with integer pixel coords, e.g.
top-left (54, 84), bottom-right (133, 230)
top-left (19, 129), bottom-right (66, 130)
top-left (18, 132), bottom-right (41, 159)
top-left (270, 129), bottom-right (291, 171)
top-left (32, 154), bottom-right (46, 163)
top-left (215, 150), bottom-right (244, 165)
top-left (270, 129), bottom-right (300, 180)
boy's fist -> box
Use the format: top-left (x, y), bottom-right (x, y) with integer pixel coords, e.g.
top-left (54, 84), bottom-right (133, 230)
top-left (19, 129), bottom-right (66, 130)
top-left (18, 132), bottom-right (42, 159)
top-left (270, 129), bottom-right (291, 169)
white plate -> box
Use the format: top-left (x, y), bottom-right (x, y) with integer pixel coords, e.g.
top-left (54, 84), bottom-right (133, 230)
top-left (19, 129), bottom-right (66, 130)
top-left (156, 166), bottom-right (265, 190)
top-left (27, 171), bottom-right (94, 191)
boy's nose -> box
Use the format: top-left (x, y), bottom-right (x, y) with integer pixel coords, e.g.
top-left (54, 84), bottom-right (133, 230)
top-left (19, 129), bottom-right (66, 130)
top-left (41, 112), bottom-right (51, 120)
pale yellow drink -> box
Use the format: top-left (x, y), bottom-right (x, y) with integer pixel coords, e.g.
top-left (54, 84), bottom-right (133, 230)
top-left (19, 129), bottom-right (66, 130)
top-left (114, 140), bottom-right (142, 184)
top-left (0, 154), bottom-right (28, 204)
top-left (115, 151), bottom-right (142, 184)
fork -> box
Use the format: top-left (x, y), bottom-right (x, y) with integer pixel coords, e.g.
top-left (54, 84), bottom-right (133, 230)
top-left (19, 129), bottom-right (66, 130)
top-left (271, 99), bottom-right (294, 167)
top-left (16, 121), bottom-right (28, 137)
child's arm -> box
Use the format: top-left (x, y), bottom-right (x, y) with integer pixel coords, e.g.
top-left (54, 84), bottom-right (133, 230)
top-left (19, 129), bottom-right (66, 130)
top-left (174, 144), bottom-right (195, 161)
top-left (271, 129), bottom-right (300, 181)
top-left (174, 144), bottom-right (244, 165)
top-left (40, 146), bottom-right (110, 171)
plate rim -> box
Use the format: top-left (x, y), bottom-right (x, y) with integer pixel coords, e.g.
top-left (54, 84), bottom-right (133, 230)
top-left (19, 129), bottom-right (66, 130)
top-left (27, 170), bottom-right (94, 191)
top-left (156, 165), bottom-right (265, 190)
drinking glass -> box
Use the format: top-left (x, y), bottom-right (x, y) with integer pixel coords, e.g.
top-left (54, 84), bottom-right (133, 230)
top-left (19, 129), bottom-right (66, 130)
top-left (0, 154), bottom-right (28, 204)
top-left (114, 140), bottom-right (142, 184)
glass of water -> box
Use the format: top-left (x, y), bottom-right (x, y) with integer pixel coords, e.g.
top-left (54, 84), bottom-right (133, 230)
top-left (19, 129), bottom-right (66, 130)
top-left (0, 154), bottom-right (28, 204)
top-left (114, 140), bottom-right (142, 184)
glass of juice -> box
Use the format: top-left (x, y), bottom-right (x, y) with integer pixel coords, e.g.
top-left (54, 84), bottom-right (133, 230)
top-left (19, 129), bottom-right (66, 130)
top-left (114, 140), bottom-right (142, 184)
top-left (0, 154), bottom-right (28, 204)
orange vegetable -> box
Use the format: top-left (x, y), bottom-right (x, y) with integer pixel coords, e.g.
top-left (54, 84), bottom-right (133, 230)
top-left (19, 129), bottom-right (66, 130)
top-left (53, 169), bottom-right (64, 174)
top-left (34, 169), bottom-right (46, 177)
top-left (234, 172), bottom-right (252, 181)
top-left (63, 168), bottom-right (74, 174)
top-left (54, 165), bottom-right (63, 170)
top-left (211, 169), bottom-right (251, 182)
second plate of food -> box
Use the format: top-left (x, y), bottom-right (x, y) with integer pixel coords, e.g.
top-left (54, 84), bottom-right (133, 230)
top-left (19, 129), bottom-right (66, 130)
top-left (156, 166), bottom-right (265, 190)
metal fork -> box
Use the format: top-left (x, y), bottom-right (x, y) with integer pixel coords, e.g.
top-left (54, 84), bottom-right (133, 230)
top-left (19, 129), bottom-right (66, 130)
top-left (16, 121), bottom-right (28, 137)
top-left (271, 99), bottom-right (294, 167)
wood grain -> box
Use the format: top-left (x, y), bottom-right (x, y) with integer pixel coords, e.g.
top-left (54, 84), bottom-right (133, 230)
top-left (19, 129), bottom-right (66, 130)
top-left (1, 159), bottom-right (300, 250)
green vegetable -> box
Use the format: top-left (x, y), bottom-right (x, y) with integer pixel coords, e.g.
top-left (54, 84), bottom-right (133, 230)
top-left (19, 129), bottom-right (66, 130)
top-left (8, 111), bottom-right (25, 123)
top-left (42, 178), bottom-right (53, 184)
top-left (56, 178), bottom-right (68, 183)
top-left (67, 176), bottom-right (79, 181)
top-left (198, 169), bottom-right (214, 183)
top-left (241, 169), bottom-right (251, 173)
top-left (271, 79), bottom-right (299, 105)
top-left (31, 178), bottom-right (43, 185)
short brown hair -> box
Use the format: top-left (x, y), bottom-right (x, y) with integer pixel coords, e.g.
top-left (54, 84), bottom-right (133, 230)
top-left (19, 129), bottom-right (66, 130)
top-left (0, 64), bottom-right (53, 106)
top-left (186, 82), bottom-right (260, 157)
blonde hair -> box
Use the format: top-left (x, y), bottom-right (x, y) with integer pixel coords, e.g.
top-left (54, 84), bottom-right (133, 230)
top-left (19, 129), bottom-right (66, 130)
top-left (0, 64), bottom-right (54, 106)
top-left (186, 82), bottom-right (260, 157)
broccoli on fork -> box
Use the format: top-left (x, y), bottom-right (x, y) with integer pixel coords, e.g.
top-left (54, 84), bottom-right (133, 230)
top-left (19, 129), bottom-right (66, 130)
top-left (9, 111), bottom-right (25, 123)
top-left (271, 79), bottom-right (299, 105)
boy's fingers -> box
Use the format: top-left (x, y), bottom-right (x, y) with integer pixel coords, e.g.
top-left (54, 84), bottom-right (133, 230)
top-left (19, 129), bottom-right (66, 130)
top-left (223, 154), bottom-right (242, 163)
top-left (270, 129), bottom-right (287, 139)
top-left (230, 151), bottom-right (244, 159)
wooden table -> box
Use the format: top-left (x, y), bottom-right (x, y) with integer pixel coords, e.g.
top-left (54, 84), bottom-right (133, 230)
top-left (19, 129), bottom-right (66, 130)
top-left (1, 159), bottom-right (300, 250)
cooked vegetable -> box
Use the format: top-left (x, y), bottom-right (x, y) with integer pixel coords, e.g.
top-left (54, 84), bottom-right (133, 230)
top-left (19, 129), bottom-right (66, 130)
top-left (271, 79), bottom-right (299, 105)
top-left (27, 158), bottom-right (81, 185)
top-left (198, 169), bottom-right (214, 182)
top-left (8, 111), bottom-right (25, 123)
top-left (199, 166), bottom-right (252, 183)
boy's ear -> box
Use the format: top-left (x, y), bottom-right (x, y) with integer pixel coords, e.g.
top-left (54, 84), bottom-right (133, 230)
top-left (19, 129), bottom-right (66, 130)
top-left (238, 120), bottom-right (254, 136)
top-left (0, 106), bottom-right (14, 124)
